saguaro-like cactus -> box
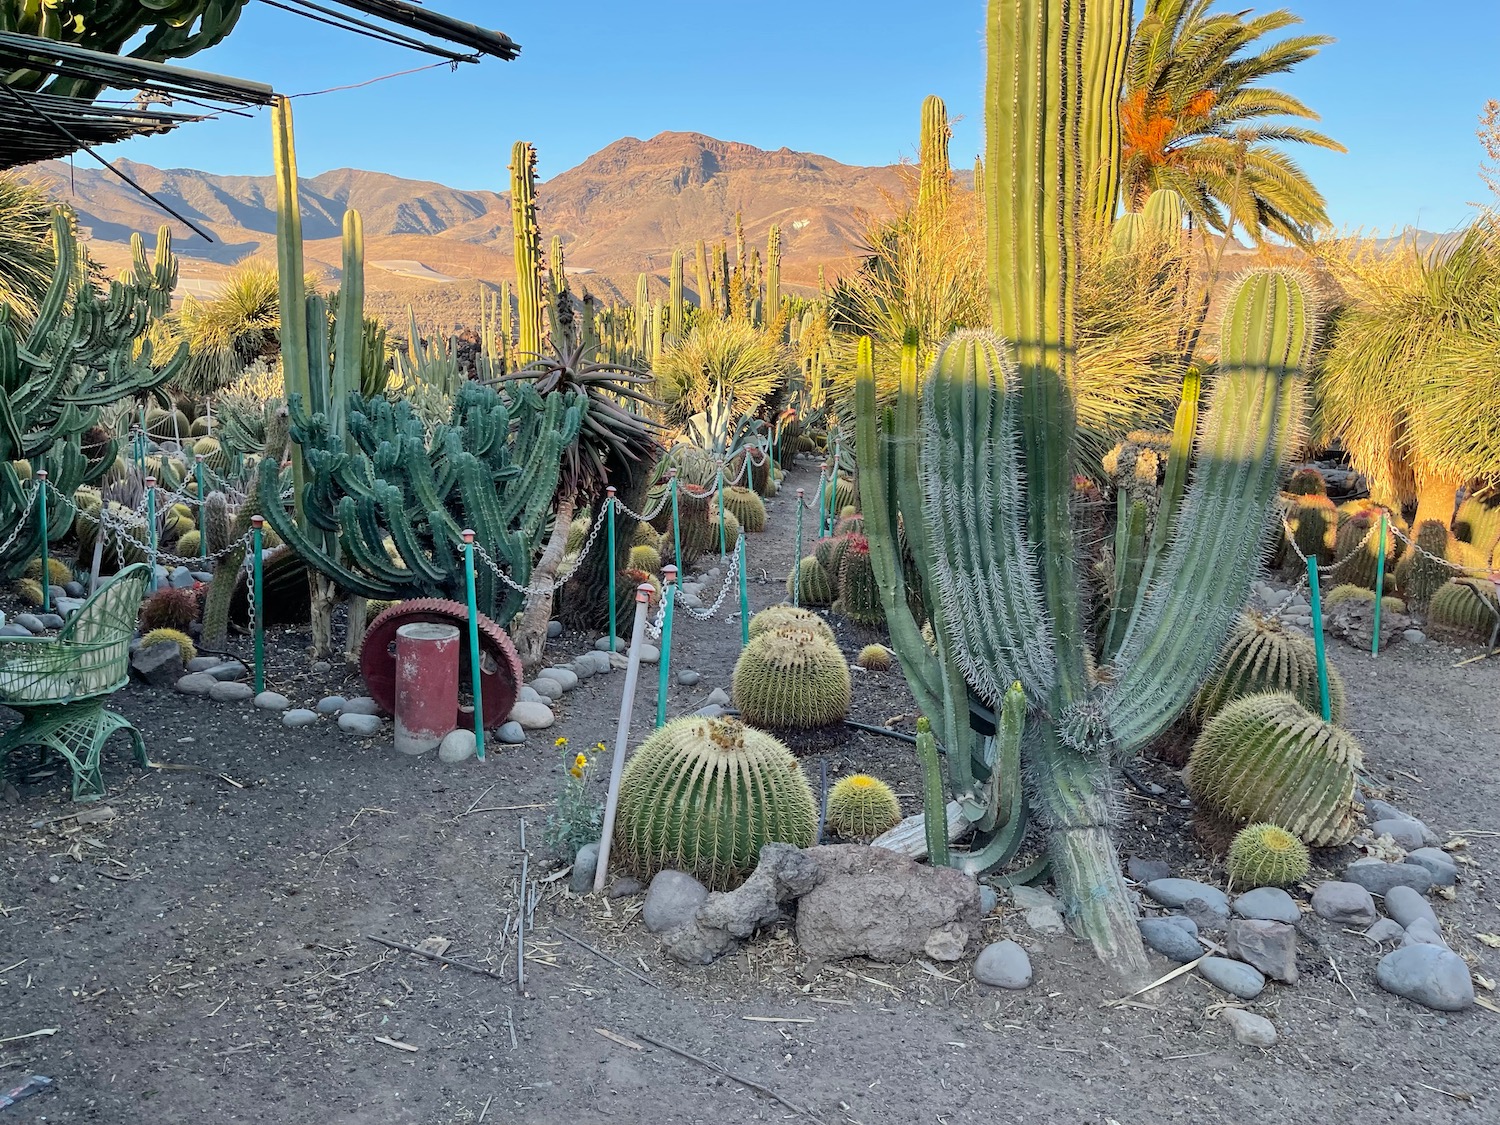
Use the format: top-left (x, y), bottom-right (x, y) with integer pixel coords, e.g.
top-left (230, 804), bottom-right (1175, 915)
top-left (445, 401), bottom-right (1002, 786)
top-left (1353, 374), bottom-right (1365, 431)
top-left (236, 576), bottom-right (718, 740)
top-left (917, 94), bottom-right (952, 225)
top-left (765, 225), bottom-right (782, 319)
top-left (510, 141), bottom-right (546, 361)
top-left (0, 211), bottom-right (183, 578)
top-left (854, 0), bottom-right (1313, 980)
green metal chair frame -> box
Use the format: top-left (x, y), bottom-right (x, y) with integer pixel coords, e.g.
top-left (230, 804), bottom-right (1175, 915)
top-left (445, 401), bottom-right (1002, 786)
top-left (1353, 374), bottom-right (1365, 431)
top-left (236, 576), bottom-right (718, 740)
top-left (0, 564), bottom-right (150, 801)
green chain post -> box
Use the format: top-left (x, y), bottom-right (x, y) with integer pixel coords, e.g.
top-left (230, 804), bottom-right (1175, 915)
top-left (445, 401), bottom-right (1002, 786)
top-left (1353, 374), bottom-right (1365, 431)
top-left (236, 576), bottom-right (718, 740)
top-left (656, 564), bottom-right (677, 729)
top-left (793, 487), bottom-right (804, 606)
top-left (462, 529), bottom-right (486, 763)
top-left (1371, 512), bottom-right (1388, 657)
top-left (251, 515), bottom-right (265, 694)
top-left (669, 469), bottom-right (682, 585)
top-left (737, 535), bottom-right (750, 649)
top-left (195, 456), bottom-right (208, 562)
top-left (606, 486), bottom-right (618, 651)
top-left (1306, 555), bottom-right (1331, 721)
top-left (35, 472), bottom-right (49, 613)
top-left (145, 476), bottom-right (158, 593)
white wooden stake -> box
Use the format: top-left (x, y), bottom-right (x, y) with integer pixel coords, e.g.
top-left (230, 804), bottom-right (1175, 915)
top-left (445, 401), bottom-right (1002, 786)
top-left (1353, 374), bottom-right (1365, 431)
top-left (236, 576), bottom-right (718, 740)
top-left (594, 585), bottom-right (653, 893)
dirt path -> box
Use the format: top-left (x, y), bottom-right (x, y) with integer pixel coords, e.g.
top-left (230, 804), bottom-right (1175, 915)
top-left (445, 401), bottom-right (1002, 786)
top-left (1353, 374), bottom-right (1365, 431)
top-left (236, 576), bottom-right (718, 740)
top-left (1, 459), bottom-right (1497, 1124)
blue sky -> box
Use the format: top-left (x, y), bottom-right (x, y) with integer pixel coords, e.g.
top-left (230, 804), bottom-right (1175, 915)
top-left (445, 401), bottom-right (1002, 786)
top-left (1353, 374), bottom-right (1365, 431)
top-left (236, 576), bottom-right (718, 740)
top-left (101, 1), bottom-right (1498, 234)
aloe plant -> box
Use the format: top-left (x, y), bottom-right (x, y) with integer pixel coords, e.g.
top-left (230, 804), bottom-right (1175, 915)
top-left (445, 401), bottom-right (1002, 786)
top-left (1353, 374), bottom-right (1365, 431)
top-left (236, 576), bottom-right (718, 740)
top-left (854, 0), bottom-right (1314, 979)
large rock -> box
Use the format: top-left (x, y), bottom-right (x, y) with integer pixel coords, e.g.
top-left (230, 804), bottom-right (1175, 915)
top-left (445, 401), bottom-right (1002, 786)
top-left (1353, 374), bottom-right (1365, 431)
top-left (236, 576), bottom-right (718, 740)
top-left (1142, 878), bottom-right (1228, 914)
top-left (508, 701), bottom-right (555, 730)
top-left (571, 842), bottom-right (600, 894)
top-left (1376, 945), bottom-right (1475, 1011)
top-left (437, 729), bottom-right (477, 763)
top-left (337, 712), bottom-right (382, 736)
top-left (663, 844), bottom-right (821, 965)
top-left (1310, 881), bottom-right (1378, 926)
top-left (1226, 919), bottom-right (1298, 984)
top-left (207, 680), bottom-right (254, 703)
top-left (1383, 885), bottom-right (1437, 930)
top-left (643, 871), bottom-right (709, 934)
top-left (1139, 917), bottom-right (1202, 963)
top-left (1343, 860), bottom-right (1435, 897)
top-left (974, 940), bottom-right (1033, 990)
top-left (1370, 819), bottom-right (1425, 850)
top-left (1199, 956), bottom-right (1265, 999)
top-left (130, 641), bottom-right (184, 688)
top-left (1404, 848), bottom-right (1459, 886)
top-left (174, 671), bottom-right (218, 697)
top-left (795, 844), bottom-right (980, 963)
top-left (1232, 887), bottom-right (1301, 924)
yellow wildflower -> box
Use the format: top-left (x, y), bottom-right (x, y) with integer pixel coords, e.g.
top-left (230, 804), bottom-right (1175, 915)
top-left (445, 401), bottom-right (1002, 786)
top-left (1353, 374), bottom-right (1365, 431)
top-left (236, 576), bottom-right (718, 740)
top-left (568, 765), bottom-right (584, 779)
top-left (554, 736), bottom-right (568, 748)
top-left (574, 752), bottom-right (588, 769)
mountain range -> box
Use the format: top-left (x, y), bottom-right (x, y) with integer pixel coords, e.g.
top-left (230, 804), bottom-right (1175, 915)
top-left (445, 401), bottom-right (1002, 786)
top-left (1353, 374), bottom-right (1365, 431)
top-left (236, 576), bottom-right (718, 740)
top-left (20, 132), bottom-right (916, 330)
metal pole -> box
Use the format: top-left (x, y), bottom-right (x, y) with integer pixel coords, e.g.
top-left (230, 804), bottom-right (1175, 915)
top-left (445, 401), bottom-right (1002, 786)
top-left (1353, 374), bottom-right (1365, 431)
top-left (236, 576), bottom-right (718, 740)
top-left (145, 476), bottom-right (158, 593)
top-left (251, 515), bottom-right (265, 694)
top-left (594, 586), bottom-right (652, 893)
top-left (462, 529), bottom-right (486, 763)
top-left (716, 465), bottom-right (726, 557)
top-left (793, 487), bottom-right (805, 607)
top-left (737, 534), bottom-right (750, 649)
top-left (1371, 512), bottom-right (1388, 657)
top-left (1305, 555), bottom-right (1331, 721)
top-left (669, 469), bottom-right (682, 585)
top-left (656, 565), bottom-right (677, 730)
top-left (35, 471), bottom-right (49, 613)
top-left (196, 455), bottom-right (208, 562)
top-left (606, 486), bottom-right (618, 651)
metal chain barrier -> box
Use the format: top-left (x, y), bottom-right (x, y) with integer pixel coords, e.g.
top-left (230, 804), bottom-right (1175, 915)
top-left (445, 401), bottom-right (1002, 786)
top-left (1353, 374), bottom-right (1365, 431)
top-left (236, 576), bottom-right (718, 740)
top-left (97, 505), bottom-right (257, 568)
top-left (1279, 514), bottom-right (1379, 577)
top-left (469, 501), bottom-right (611, 600)
top-left (1387, 522), bottom-right (1498, 578)
top-left (676, 548), bottom-right (741, 622)
top-left (612, 490), bottom-right (669, 525)
top-left (0, 482), bottom-right (42, 559)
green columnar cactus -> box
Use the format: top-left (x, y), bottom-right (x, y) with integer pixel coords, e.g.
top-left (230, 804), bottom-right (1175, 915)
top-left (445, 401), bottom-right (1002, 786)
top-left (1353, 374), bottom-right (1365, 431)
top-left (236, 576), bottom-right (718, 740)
top-left (1193, 611), bottom-right (1347, 725)
top-left (615, 716), bottom-right (818, 890)
top-left (765, 225), bottom-right (782, 318)
top-left (786, 556), bottom-right (834, 605)
top-left (832, 534), bottom-right (883, 627)
top-left (258, 380), bottom-right (584, 629)
top-left (694, 239), bottom-right (713, 316)
top-left (669, 250), bottom-right (685, 342)
top-left (917, 94), bottom-right (952, 225)
top-left (748, 605), bottom-right (835, 644)
top-left (1454, 496), bottom-right (1500, 563)
top-left (1289, 493), bottom-right (1337, 565)
top-left (1333, 507), bottom-right (1399, 590)
top-left (1187, 693), bottom-right (1362, 848)
top-left (1394, 520), bottom-right (1451, 609)
top-left (855, 0), bottom-right (1314, 978)
top-left (1226, 823), bottom-right (1311, 888)
top-left (634, 273), bottom-right (651, 355)
top-left (826, 774), bottom-right (903, 841)
top-left (722, 485), bottom-right (766, 532)
top-left (731, 628), bottom-right (852, 733)
top-left (510, 141), bottom-right (546, 362)
top-left (0, 210), bottom-right (183, 579)
top-left (1428, 579), bottom-right (1500, 639)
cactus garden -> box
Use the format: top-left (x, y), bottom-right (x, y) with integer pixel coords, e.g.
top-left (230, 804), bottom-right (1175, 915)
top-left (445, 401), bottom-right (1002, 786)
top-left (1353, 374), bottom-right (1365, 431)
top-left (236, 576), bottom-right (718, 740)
top-left (1, 0), bottom-right (1498, 1121)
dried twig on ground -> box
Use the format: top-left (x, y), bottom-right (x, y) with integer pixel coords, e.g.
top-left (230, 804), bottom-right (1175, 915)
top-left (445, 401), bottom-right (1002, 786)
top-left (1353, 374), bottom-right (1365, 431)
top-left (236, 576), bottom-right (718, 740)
top-left (365, 935), bottom-right (509, 982)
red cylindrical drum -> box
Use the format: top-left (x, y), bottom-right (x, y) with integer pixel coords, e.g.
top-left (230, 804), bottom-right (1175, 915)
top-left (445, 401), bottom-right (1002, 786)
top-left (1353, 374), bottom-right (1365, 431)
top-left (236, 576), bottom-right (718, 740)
top-left (393, 622), bottom-right (460, 756)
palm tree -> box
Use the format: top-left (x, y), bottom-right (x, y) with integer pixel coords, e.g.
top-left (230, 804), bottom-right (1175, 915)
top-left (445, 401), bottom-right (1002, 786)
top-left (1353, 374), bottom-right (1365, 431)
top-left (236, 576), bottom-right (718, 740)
top-left (1120, 0), bottom-right (1344, 248)
top-left (1316, 219), bottom-right (1500, 529)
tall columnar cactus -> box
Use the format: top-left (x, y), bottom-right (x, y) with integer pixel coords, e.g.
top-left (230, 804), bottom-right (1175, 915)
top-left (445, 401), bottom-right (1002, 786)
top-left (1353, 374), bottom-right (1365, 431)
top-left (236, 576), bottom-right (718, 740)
top-left (765, 225), bottom-right (782, 319)
top-left (854, 0), bottom-right (1314, 979)
top-left (668, 249), bottom-right (685, 342)
top-left (694, 239), bottom-right (713, 317)
top-left (0, 210), bottom-right (184, 578)
top-left (1394, 520), bottom-right (1451, 609)
top-left (258, 381), bottom-right (584, 631)
top-left (917, 94), bottom-right (952, 225)
top-left (510, 141), bottom-right (546, 362)
top-left (634, 273), bottom-right (650, 354)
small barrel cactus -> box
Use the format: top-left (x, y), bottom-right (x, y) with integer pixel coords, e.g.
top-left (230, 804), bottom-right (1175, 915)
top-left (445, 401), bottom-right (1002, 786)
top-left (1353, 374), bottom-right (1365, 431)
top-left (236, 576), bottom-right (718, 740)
top-left (723, 485), bottom-right (767, 533)
top-left (140, 587), bottom-right (200, 631)
top-left (14, 577), bottom-right (44, 606)
top-left (813, 534), bottom-right (851, 579)
top-left (615, 716), bottom-right (818, 889)
top-left (628, 543), bottom-right (662, 575)
top-left (1394, 520), bottom-right (1452, 609)
top-left (1193, 611), bottom-right (1346, 724)
top-left (856, 643), bottom-right (893, 671)
top-left (826, 774), bottom-right (902, 841)
top-left (1286, 467), bottom-right (1327, 496)
top-left (821, 474), bottom-right (856, 515)
top-left (176, 529), bottom-right (203, 558)
top-left (749, 605), bottom-right (835, 644)
top-left (786, 556), bottom-right (834, 606)
top-left (140, 627), bottom-right (197, 662)
top-left (833, 514), bottom-right (865, 537)
top-left (1186, 693), bottom-right (1362, 847)
top-left (632, 520), bottom-right (659, 549)
top-left (1288, 493), bottom-right (1337, 565)
top-left (832, 535), bottom-right (883, 627)
top-left (1428, 579), bottom-right (1500, 640)
top-left (731, 628), bottom-right (851, 732)
top-left (1324, 584), bottom-right (1405, 614)
top-left (1227, 822), bottom-right (1311, 888)
top-left (23, 556), bottom-right (72, 587)
top-left (1332, 508), bottom-right (1399, 590)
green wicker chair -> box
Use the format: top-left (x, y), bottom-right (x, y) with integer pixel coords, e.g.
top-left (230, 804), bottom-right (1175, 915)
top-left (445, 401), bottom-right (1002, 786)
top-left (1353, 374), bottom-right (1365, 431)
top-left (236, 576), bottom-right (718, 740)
top-left (0, 564), bottom-right (151, 801)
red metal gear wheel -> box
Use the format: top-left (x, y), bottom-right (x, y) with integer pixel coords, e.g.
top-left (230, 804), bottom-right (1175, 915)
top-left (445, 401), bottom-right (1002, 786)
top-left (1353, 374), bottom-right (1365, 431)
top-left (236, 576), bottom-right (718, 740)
top-left (360, 599), bottom-right (522, 733)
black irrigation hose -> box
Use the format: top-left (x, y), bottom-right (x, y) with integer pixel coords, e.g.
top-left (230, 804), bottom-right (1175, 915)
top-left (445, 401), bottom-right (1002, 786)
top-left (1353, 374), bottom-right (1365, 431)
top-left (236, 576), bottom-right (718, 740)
top-left (842, 718), bottom-right (919, 746)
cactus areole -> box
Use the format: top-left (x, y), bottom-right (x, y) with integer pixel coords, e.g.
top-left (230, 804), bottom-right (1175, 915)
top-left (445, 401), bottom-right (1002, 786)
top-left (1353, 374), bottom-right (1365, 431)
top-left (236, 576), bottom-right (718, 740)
top-left (853, 0), bottom-right (1313, 980)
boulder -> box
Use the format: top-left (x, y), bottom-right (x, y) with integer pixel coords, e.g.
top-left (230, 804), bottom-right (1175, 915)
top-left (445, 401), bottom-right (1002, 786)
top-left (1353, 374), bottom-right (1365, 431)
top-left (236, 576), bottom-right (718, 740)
top-left (1221, 1008), bottom-right (1278, 1048)
top-left (437, 729), bottom-right (477, 763)
top-left (207, 680), bottom-right (254, 703)
top-left (130, 641), bottom-right (184, 688)
top-left (1232, 887), bottom-right (1301, 924)
top-left (795, 844), bottom-right (980, 963)
top-left (1310, 881), bottom-right (1378, 926)
top-left (508, 701), bottom-right (555, 730)
top-left (1343, 860), bottom-right (1434, 897)
top-left (974, 940), bottom-right (1033, 990)
top-left (1226, 919), bottom-right (1297, 984)
top-left (643, 871), bottom-right (710, 934)
top-left (571, 842), bottom-right (600, 894)
top-left (1404, 848), bottom-right (1459, 886)
top-left (1199, 956), bottom-right (1265, 999)
top-left (1382, 885), bottom-right (1437, 930)
top-left (1376, 945), bottom-right (1474, 1011)
top-left (663, 844), bottom-right (821, 965)
top-left (1142, 878), bottom-right (1228, 914)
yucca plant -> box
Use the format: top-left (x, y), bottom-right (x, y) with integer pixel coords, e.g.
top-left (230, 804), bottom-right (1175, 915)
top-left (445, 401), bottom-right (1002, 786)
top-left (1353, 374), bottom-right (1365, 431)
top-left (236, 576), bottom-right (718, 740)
top-left (854, 0), bottom-right (1315, 979)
